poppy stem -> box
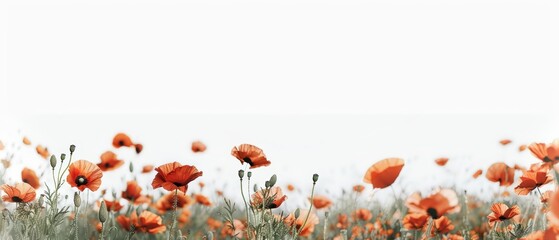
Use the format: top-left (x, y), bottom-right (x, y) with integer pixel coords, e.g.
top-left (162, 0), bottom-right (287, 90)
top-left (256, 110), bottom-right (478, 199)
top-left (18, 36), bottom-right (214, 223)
top-left (99, 222), bottom-right (104, 240)
top-left (239, 178), bottom-right (251, 240)
top-left (74, 205), bottom-right (79, 240)
top-left (168, 188), bottom-right (178, 240)
top-left (299, 181), bottom-right (316, 236)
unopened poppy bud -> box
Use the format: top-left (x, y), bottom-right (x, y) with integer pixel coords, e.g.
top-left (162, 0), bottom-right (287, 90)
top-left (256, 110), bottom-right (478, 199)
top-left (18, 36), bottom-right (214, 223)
top-left (129, 162), bottom-right (134, 173)
top-left (313, 174), bottom-right (319, 183)
top-left (294, 208), bottom-right (301, 219)
top-left (69, 144), bottom-right (76, 153)
top-left (253, 184), bottom-right (258, 193)
top-left (60, 153), bottom-right (66, 162)
top-left (99, 201), bottom-right (108, 223)
top-left (247, 171), bottom-right (252, 178)
top-left (238, 170), bottom-right (244, 179)
top-left (73, 192), bottom-right (81, 207)
top-left (207, 231), bottom-right (214, 240)
top-left (38, 194), bottom-right (44, 207)
top-left (64, 195), bottom-right (68, 200)
top-left (50, 155), bottom-right (57, 169)
top-left (265, 181), bottom-right (271, 188)
top-left (269, 174), bottom-right (277, 187)
top-left (325, 211), bottom-right (330, 218)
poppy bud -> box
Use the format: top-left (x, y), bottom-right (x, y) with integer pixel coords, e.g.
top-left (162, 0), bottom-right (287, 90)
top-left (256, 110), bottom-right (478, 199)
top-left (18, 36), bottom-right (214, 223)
top-left (99, 201), bottom-right (108, 223)
top-left (325, 211), bottom-right (329, 218)
top-left (112, 190), bottom-right (117, 199)
top-left (65, 195), bottom-right (68, 200)
top-left (238, 170), bottom-right (244, 179)
top-left (38, 194), bottom-right (44, 207)
top-left (247, 171), bottom-right (252, 179)
top-left (207, 231), bottom-right (214, 240)
top-left (265, 181), bottom-right (271, 188)
top-left (313, 174), bottom-right (319, 183)
top-left (60, 153), bottom-right (66, 162)
top-left (73, 192), bottom-right (81, 207)
top-left (269, 174), bottom-right (277, 187)
top-left (134, 144), bottom-right (143, 154)
top-left (253, 184), bottom-right (258, 193)
top-left (50, 155), bottom-right (57, 169)
top-left (294, 208), bottom-right (300, 219)
top-left (69, 144), bottom-right (76, 153)
top-left (129, 162), bottom-right (134, 173)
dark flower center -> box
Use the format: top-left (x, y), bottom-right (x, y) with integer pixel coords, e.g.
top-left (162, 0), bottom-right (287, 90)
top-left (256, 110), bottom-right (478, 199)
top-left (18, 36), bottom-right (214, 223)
top-left (173, 182), bottom-right (184, 186)
top-left (499, 216), bottom-right (508, 220)
top-left (118, 140), bottom-right (125, 146)
top-left (104, 162), bottom-right (111, 168)
top-left (12, 196), bottom-right (23, 202)
top-left (75, 175), bottom-right (88, 186)
top-left (243, 157), bottom-right (254, 166)
top-left (426, 207), bottom-right (439, 219)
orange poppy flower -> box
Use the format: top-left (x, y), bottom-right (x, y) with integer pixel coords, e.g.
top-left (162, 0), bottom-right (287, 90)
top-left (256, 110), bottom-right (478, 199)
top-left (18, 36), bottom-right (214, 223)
top-left (122, 181), bottom-right (142, 200)
top-left (112, 133), bottom-right (134, 148)
top-left (116, 210), bottom-right (166, 234)
top-left (353, 184), bottom-right (365, 193)
top-left (406, 188), bottom-right (460, 219)
top-left (528, 139), bottom-right (559, 164)
top-left (154, 192), bottom-right (192, 212)
top-left (285, 210), bottom-right (319, 237)
top-left (500, 139), bottom-right (512, 146)
top-left (195, 194), bottom-right (212, 206)
top-left (363, 158), bottom-right (404, 189)
top-left (151, 162), bottom-right (203, 193)
top-left (402, 213), bottom-right (429, 230)
top-left (336, 214), bottom-right (349, 229)
top-left (487, 203), bottom-right (520, 227)
top-left (1, 183), bottom-right (36, 203)
top-left (486, 162), bottom-right (515, 186)
top-left (287, 184), bottom-right (295, 192)
top-left (67, 160), bottom-right (103, 192)
top-left (472, 169), bottom-right (483, 179)
top-left (221, 219), bottom-right (246, 238)
top-left (22, 137), bottom-right (31, 145)
top-left (36, 145), bottom-right (50, 159)
top-left (251, 186), bottom-right (287, 209)
top-left (207, 217), bottom-right (223, 230)
top-left (97, 151), bottom-right (124, 171)
top-left (514, 169), bottom-right (553, 195)
top-left (134, 144), bottom-right (143, 154)
top-left (21, 167), bottom-right (40, 189)
top-left (99, 199), bottom-right (124, 212)
top-left (142, 165), bottom-right (154, 173)
top-left (216, 190), bottom-right (224, 196)
top-left (519, 145), bottom-right (527, 152)
top-left (352, 208), bottom-right (373, 221)
top-left (177, 208), bottom-right (191, 225)
top-left (432, 216), bottom-right (455, 234)
top-left (541, 190), bottom-right (553, 203)
top-left (311, 195), bottom-right (332, 209)
top-left (231, 144), bottom-right (271, 169)
top-left (435, 157), bottom-right (449, 166)
top-left (191, 141), bottom-right (207, 153)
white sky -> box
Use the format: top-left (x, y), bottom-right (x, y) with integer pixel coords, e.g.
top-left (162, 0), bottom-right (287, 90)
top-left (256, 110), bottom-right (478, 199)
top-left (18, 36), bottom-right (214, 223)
top-left (0, 0), bottom-right (558, 206)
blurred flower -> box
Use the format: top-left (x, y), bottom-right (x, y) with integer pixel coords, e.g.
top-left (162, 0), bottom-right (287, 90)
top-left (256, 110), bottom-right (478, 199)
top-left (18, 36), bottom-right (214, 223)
top-left (528, 139), bottom-right (559, 164)
top-left (402, 213), bottom-right (428, 230)
top-left (154, 192), bottom-right (192, 212)
top-left (97, 151), bottom-right (124, 171)
top-left (486, 162), bottom-right (515, 187)
top-left (221, 219), bottom-right (245, 238)
top-left (191, 141), bottom-right (207, 153)
top-left (406, 188), bottom-right (460, 219)
top-left (472, 169), bottom-right (483, 179)
top-left (112, 133), bottom-right (134, 148)
top-left (435, 157), bottom-right (449, 166)
top-left (142, 165), bottom-right (154, 173)
top-left (251, 186), bottom-right (286, 209)
top-left (22, 137), bottom-right (31, 145)
top-left (353, 184), bottom-right (365, 193)
top-left (21, 167), bottom-right (40, 189)
top-left (195, 194), bottom-right (212, 206)
top-left (36, 145), bottom-right (50, 159)
top-left (285, 210), bottom-right (319, 237)
top-left (500, 139), bottom-right (512, 146)
top-left (98, 199), bottom-right (123, 212)
top-left (363, 158), bottom-right (404, 189)
top-left (352, 208), bottom-right (373, 221)
top-left (487, 203), bottom-right (520, 227)
top-left (514, 169), bottom-right (552, 195)
top-left (1, 183), bottom-right (36, 203)
top-left (311, 195), bottom-right (332, 209)
top-left (116, 210), bottom-right (166, 234)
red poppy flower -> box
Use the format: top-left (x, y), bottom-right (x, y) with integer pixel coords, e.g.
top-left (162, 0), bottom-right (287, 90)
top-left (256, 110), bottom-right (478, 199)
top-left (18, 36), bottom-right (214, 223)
top-left (22, 137), bottom-right (31, 145)
top-left (1, 183), bottom-right (36, 203)
top-left (97, 151), bottom-right (124, 171)
top-left (486, 162), bottom-right (515, 187)
top-left (36, 145), bottom-right (50, 159)
top-left (514, 169), bottom-right (553, 195)
top-left (406, 188), bottom-right (460, 219)
top-left (528, 139), bottom-right (559, 164)
top-left (487, 203), bottom-right (520, 227)
top-left (500, 139), bottom-right (512, 146)
top-left (251, 186), bottom-right (287, 209)
top-left (99, 199), bottom-right (124, 212)
top-left (284, 210), bottom-right (319, 237)
top-left (112, 133), bottom-right (134, 148)
top-left (67, 160), bottom-right (103, 192)
top-left (134, 144), bottom-right (143, 154)
top-left (402, 213), bottom-right (429, 230)
top-left (195, 194), bottom-right (212, 206)
top-left (151, 162), bottom-right (203, 193)
top-left (472, 169), bottom-right (483, 179)
top-left (435, 157), bottom-right (449, 166)
top-left (311, 195), bottom-right (332, 209)
top-left (142, 165), bottom-right (154, 173)
top-left (363, 158), bottom-right (405, 189)
top-left (231, 144), bottom-right (271, 169)
top-left (21, 167), bottom-right (40, 189)
top-left (154, 192), bottom-right (192, 213)
top-left (191, 141), bottom-right (207, 153)
top-left (116, 210), bottom-right (166, 234)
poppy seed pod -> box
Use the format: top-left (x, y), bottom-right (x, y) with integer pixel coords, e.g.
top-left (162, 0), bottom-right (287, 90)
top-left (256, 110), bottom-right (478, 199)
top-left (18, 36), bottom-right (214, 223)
top-left (265, 181), bottom-right (271, 188)
top-left (60, 153), bottom-right (66, 162)
top-left (73, 192), bottom-right (81, 207)
top-left (38, 194), bottom-right (44, 207)
top-left (294, 208), bottom-right (301, 219)
top-left (238, 170), bottom-right (245, 179)
top-left (99, 201), bottom-right (108, 223)
top-left (50, 155), bottom-right (57, 169)
top-left (269, 174), bottom-right (277, 187)
top-left (253, 184), bottom-right (258, 193)
top-left (313, 174), bottom-right (319, 183)
top-left (247, 171), bottom-right (252, 179)
top-left (69, 144), bottom-right (76, 153)
top-left (129, 162), bottom-right (134, 173)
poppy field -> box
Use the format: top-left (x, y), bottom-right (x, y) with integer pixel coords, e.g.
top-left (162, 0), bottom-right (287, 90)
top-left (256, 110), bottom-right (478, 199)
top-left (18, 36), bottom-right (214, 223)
top-left (1, 133), bottom-right (559, 240)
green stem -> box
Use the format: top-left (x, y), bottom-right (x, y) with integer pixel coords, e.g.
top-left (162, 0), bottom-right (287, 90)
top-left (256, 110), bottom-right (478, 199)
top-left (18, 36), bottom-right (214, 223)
top-left (299, 182), bottom-right (316, 236)
top-left (239, 178), bottom-right (252, 240)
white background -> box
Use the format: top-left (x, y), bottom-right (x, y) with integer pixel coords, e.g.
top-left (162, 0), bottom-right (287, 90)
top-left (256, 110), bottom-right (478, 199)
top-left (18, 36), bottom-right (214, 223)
top-left (1, 0), bottom-right (558, 205)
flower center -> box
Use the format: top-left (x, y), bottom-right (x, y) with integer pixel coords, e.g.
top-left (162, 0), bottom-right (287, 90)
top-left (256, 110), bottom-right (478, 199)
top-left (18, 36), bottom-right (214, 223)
top-left (75, 175), bottom-right (88, 186)
top-left (243, 157), bottom-right (254, 166)
top-left (426, 207), bottom-right (439, 219)
top-left (118, 140), bottom-right (125, 146)
top-left (11, 196), bottom-right (23, 202)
